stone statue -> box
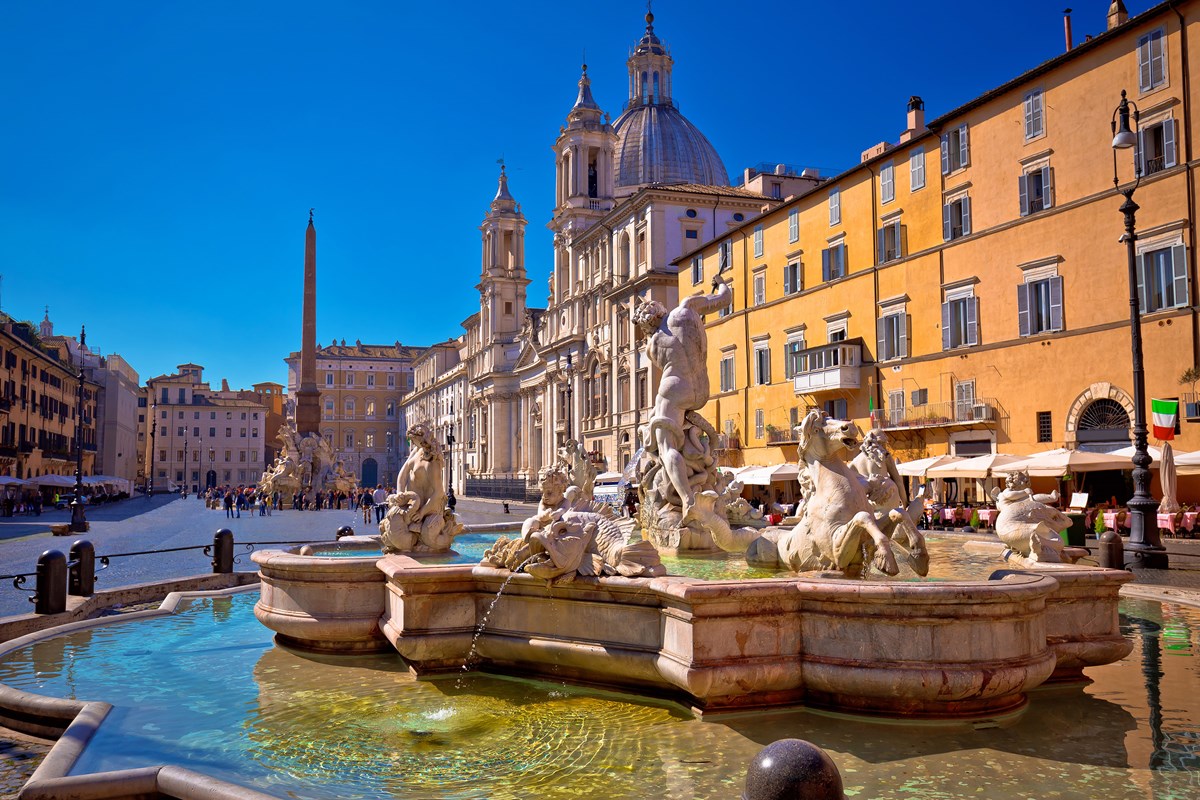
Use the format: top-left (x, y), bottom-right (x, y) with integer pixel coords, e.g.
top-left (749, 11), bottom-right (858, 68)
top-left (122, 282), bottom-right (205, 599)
top-left (556, 438), bottom-right (596, 500)
top-left (848, 429), bottom-right (929, 575)
top-left (633, 273), bottom-right (738, 552)
top-left (259, 421), bottom-right (355, 499)
top-left (991, 471), bottom-right (1082, 563)
top-left (482, 467), bottom-right (665, 583)
top-left (380, 421), bottom-right (462, 553)
top-left (715, 472), bottom-right (765, 529)
top-left (715, 412), bottom-right (906, 577)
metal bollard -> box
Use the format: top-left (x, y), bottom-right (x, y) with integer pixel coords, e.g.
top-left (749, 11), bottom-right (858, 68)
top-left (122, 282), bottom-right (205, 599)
top-left (68, 540), bottom-right (95, 597)
top-left (1097, 530), bottom-right (1125, 570)
top-left (336, 526), bottom-right (354, 540)
top-left (503, 501), bottom-right (510, 514)
top-left (34, 550), bottom-right (68, 615)
top-left (212, 529), bottom-right (234, 574)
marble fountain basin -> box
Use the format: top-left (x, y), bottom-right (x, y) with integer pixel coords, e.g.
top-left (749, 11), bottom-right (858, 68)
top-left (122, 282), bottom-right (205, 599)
top-left (253, 533), bottom-right (1133, 720)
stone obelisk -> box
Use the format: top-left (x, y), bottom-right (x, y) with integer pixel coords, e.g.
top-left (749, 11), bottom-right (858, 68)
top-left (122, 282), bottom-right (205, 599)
top-left (294, 210), bottom-right (321, 437)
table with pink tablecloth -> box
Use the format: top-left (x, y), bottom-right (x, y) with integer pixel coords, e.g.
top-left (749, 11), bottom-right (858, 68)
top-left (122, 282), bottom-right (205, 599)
top-left (940, 508), bottom-right (959, 523)
top-left (1158, 511), bottom-right (1199, 536)
top-left (1103, 511), bottom-right (1128, 531)
top-left (976, 508), bottom-right (998, 528)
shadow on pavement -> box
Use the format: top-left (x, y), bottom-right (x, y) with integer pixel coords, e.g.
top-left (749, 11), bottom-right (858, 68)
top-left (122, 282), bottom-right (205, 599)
top-left (0, 495), bottom-right (182, 541)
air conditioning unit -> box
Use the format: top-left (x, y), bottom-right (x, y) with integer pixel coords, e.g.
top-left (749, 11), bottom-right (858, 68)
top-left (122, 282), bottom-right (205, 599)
top-left (972, 403), bottom-right (994, 421)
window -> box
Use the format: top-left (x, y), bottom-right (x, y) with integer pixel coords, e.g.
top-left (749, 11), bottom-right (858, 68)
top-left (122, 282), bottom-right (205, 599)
top-left (1019, 166), bottom-right (1054, 215)
top-left (224, 450), bottom-right (231, 462)
top-left (325, 373), bottom-right (333, 386)
top-left (1138, 28), bottom-right (1166, 92)
top-left (954, 380), bottom-right (976, 421)
top-left (877, 312), bottom-right (908, 361)
top-left (240, 428), bottom-right (247, 438)
top-left (942, 294), bottom-right (979, 349)
top-left (324, 399), bottom-right (334, 419)
top-left (345, 432), bottom-right (354, 448)
top-left (208, 427), bottom-right (215, 437)
top-left (940, 124), bottom-right (970, 174)
top-left (1138, 244), bottom-right (1188, 312)
top-left (1018, 275), bottom-right (1064, 336)
top-left (755, 409), bottom-right (764, 439)
top-left (386, 401), bottom-right (395, 418)
top-left (387, 374), bottom-right (396, 387)
top-left (367, 374), bottom-right (375, 387)
top-left (877, 220), bottom-right (903, 263)
top-left (1023, 89), bottom-right (1044, 139)
top-left (753, 225), bottom-right (764, 258)
top-left (911, 388), bottom-right (928, 407)
top-left (718, 239), bottom-right (732, 271)
top-left (821, 243), bottom-right (846, 281)
top-left (784, 337), bottom-right (804, 379)
top-left (691, 256), bottom-right (703, 285)
top-left (888, 390), bottom-right (905, 426)
top-left (788, 208), bottom-right (799, 243)
top-left (828, 188), bottom-right (841, 225)
top-left (770, 182), bottom-right (782, 199)
top-left (1037, 411), bottom-right (1053, 443)
top-left (225, 427), bottom-right (232, 437)
top-left (880, 161), bottom-right (895, 204)
top-left (366, 400), bottom-right (376, 417)
top-left (192, 427), bottom-right (199, 437)
top-left (719, 355), bottom-right (735, 393)
top-left (1139, 118), bottom-right (1178, 175)
top-left (910, 149), bottom-right (925, 191)
top-left (754, 346), bottom-right (771, 385)
top-left (783, 262), bottom-right (801, 295)
top-left (943, 196), bottom-right (972, 240)
top-left (365, 433), bottom-right (375, 449)
top-left (823, 398), bottom-right (848, 419)
top-left (753, 272), bottom-right (766, 306)
top-left (345, 373), bottom-right (354, 387)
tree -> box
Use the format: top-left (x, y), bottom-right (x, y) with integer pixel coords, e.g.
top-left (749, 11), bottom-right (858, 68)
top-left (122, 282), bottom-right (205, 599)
top-left (1179, 366), bottom-right (1200, 395)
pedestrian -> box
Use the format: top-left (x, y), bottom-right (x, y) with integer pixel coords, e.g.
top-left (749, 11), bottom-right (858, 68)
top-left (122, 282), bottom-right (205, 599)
top-left (223, 490), bottom-right (234, 519)
top-left (373, 484), bottom-right (387, 523)
top-left (259, 495), bottom-right (267, 516)
top-left (235, 491), bottom-right (244, 518)
top-left (361, 489), bottom-right (373, 524)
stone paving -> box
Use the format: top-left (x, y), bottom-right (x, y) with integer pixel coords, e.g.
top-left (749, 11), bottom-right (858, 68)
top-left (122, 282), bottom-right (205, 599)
top-left (0, 494), bottom-right (533, 620)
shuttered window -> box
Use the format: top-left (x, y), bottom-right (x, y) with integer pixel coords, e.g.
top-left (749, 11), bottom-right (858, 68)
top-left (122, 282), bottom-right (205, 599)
top-left (753, 225), bottom-right (764, 258)
top-left (788, 209), bottom-right (799, 243)
top-left (783, 262), bottom-right (801, 295)
top-left (943, 196), bottom-right (971, 241)
top-left (1138, 29), bottom-right (1166, 92)
top-left (1019, 167), bottom-right (1054, 216)
top-left (1138, 119), bottom-right (1177, 175)
top-left (1017, 276), bottom-right (1064, 336)
top-left (1023, 90), bottom-right (1044, 139)
top-left (940, 125), bottom-right (970, 174)
top-left (910, 149), bottom-right (925, 191)
top-left (821, 243), bottom-right (847, 281)
top-left (829, 188), bottom-right (841, 226)
top-left (941, 296), bottom-right (979, 350)
top-left (876, 313), bottom-right (909, 361)
top-left (1138, 245), bottom-right (1189, 312)
top-left (880, 162), bottom-right (895, 204)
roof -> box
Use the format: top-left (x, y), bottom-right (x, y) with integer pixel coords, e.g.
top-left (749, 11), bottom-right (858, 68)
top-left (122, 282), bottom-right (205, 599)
top-left (285, 342), bottom-right (427, 360)
top-left (612, 103), bottom-right (730, 189)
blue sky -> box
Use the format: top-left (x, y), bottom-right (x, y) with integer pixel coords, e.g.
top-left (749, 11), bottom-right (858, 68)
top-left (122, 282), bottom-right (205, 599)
top-left (0, 1), bottom-right (1148, 389)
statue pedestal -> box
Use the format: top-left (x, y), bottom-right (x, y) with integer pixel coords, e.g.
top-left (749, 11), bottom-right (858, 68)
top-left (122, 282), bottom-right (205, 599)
top-left (643, 513), bottom-right (721, 555)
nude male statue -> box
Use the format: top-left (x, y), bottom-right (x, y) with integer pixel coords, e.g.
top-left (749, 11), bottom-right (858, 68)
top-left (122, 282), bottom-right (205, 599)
top-left (633, 272), bottom-right (732, 520)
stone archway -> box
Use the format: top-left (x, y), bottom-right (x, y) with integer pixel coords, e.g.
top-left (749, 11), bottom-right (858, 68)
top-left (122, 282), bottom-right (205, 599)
top-left (1065, 382), bottom-right (1135, 447)
top-left (361, 458), bottom-right (379, 487)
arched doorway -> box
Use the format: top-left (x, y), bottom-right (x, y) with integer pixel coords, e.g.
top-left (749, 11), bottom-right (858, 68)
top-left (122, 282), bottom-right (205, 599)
top-left (361, 458), bottom-right (378, 488)
top-left (1076, 398), bottom-right (1131, 452)
top-left (206, 470), bottom-right (217, 489)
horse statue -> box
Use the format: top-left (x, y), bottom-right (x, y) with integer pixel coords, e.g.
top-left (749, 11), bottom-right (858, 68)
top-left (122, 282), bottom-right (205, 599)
top-left (848, 428), bottom-right (929, 575)
top-left (773, 410), bottom-right (903, 577)
top-left (380, 421), bottom-right (461, 553)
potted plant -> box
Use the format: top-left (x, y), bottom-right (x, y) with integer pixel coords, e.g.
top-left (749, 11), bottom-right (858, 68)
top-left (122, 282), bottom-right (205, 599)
top-left (1180, 366), bottom-right (1200, 419)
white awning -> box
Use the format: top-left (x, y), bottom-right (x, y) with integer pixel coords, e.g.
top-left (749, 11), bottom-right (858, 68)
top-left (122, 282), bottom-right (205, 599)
top-left (997, 448), bottom-right (1132, 476)
top-left (895, 455), bottom-right (963, 477)
top-left (738, 464), bottom-right (801, 485)
top-left (927, 453), bottom-right (1024, 479)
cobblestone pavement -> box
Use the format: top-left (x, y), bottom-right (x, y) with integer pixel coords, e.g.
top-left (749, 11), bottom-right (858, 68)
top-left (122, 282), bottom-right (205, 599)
top-left (0, 733), bottom-right (49, 800)
top-left (0, 494), bottom-right (533, 620)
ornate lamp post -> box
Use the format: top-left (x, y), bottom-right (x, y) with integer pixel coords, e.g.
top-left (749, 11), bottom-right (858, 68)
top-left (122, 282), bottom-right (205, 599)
top-left (1111, 89), bottom-right (1167, 568)
top-left (445, 423), bottom-right (456, 506)
top-left (148, 401), bottom-right (157, 499)
top-left (562, 352), bottom-right (576, 442)
top-left (208, 447), bottom-right (216, 491)
top-left (69, 326), bottom-right (88, 532)
top-left (182, 431), bottom-right (189, 498)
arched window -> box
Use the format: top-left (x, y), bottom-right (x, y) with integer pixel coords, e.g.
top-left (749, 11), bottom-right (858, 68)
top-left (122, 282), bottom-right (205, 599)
top-left (653, 72), bottom-right (660, 103)
top-left (1077, 398), bottom-right (1132, 447)
top-left (641, 71), bottom-right (648, 103)
top-left (386, 401), bottom-right (396, 418)
top-left (591, 363), bottom-right (602, 418)
top-left (365, 399), bottom-right (376, 418)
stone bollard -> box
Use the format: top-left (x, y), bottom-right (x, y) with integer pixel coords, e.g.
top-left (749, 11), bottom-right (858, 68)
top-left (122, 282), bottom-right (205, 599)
top-left (33, 550), bottom-right (68, 615)
top-left (503, 502), bottom-right (510, 514)
top-left (68, 540), bottom-right (95, 597)
top-left (743, 739), bottom-right (845, 800)
top-left (1098, 530), bottom-right (1125, 570)
top-left (212, 529), bottom-right (234, 574)
top-left (336, 526), bottom-right (354, 540)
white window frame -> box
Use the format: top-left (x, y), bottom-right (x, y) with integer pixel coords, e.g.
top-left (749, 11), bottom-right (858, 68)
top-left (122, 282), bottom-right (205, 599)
top-left (1017, 260), bottom-right (1065, 337)
top-left (1023, 89), bottom-right (1045, 140)
top-left (1138, 114), bottom-right (1178, 176)
top-left (753, 344), bottom-right (771, 386)
top-left (822, 241), bottom-right (846, 281)
top-left (941, 286), bottom-right (979, 350)
top-left (690, 256), bottom-right (703, 285)
top-left (784, 331), bottom-right (805, 379)
top-left (877, 219), bottom-right (902, 263)
top-left (718, 239), bottom-right (733, 271)
top-left (880, 161), bottom-right (895, 204)
top-left (752, 269), bottom-right (766, 306)
top-left (719, 353), bottom-right (736, 393)
top-left (1135, 235), bottom-right (1188, 313)
top-left (943, 193), bottom-right (972, 241)
top-left (910, 149), bottom-right (925, 191)
top-left (828, 188), bottom-right (841, 226)
top-left (940, 124), bottom-right (970, 174)
top-left (754, 408), bottom-right (764, 439)
top-left (1019, 163), bottom-right (1054, 216)
top-left (788, 208), bottom-right (799, 243)
top-left (753, 225), bottom-right (764, 258)
top-left (876, 300), bottom-right (908, 362)
top-left (783, 261), bottom-right (801, 295)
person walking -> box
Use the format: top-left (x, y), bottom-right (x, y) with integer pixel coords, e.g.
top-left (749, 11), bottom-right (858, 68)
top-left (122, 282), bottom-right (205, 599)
top-left (373, 484), bottom-right (388, 524)
top-left (360, 489), bottom-right (373, 524)
top-left (223, 489), bottom-right (234, 519)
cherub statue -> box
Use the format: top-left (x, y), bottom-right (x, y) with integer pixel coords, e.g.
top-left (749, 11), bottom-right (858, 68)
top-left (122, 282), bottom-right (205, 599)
top-left (380, 421), bottom-right (461, 552)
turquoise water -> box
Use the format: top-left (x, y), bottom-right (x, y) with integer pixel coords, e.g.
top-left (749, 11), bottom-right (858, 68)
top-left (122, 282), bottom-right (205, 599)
top-left (0, 591), bottom-right (1198, 798)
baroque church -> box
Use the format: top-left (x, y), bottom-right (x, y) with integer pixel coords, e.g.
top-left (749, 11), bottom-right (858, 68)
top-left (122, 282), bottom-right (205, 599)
top-left (416, 11), bottom-right (814, 492)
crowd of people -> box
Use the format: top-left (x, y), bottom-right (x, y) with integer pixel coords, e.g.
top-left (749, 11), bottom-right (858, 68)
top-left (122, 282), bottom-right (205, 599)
top-left (200, 484), bottom-right (394, 520)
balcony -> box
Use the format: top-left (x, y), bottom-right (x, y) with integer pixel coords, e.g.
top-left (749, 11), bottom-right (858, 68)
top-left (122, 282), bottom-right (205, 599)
top-left (766, 427), bottom-right (799, 445)
top-left (881, 397), bottom-right (1001, 431)
top-left (713, 434), bottom-right (741, 452)
top-left (792, 340), bottom-right (864, 395)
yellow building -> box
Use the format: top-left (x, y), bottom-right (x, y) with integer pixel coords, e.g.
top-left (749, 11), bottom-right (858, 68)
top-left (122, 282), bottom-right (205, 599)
top-left (680, 1), bottom-right (1199, 497)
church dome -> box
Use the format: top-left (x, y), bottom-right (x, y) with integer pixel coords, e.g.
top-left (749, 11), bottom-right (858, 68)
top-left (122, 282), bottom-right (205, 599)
top-left (610, 12), bottom-right (729, 191)
top-left (612, 103), bottom-right (729, 189)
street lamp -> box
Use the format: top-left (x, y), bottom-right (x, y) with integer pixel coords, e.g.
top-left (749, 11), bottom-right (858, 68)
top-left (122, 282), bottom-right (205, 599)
top-left (69, 325), bottom-right (88, 532)
top-left (446, 423), bottom-right (456, 506)
top-left (182, 431), bottom-right (189, 498)
top-left (208, 447), bottom-right (216, 491)
top-left (1111, 89), bottom-right (1167, 568)
top-left (562, 352), bottom-right (575, 442)
top-left (149, 401), bottom-right (157, 499)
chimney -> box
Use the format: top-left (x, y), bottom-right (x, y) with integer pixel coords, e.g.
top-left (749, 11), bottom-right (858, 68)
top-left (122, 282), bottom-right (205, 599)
top-left (221, 378), bottom-right (230, 392)
top-left (900, 96), bottom-right (926, 143)
top-left (1107, 0), bottom-right (1128, 30)
top-left (1063, 8), bottom-right (1073, 52)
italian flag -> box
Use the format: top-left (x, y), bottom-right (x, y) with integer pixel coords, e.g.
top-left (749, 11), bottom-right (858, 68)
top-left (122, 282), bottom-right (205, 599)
top-left (1152, 398), bottom-right (1178, 441)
